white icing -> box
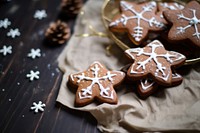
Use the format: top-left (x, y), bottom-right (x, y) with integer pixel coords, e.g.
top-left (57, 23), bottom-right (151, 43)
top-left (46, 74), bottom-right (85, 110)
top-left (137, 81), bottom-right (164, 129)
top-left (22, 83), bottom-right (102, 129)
top-left (159, 3), bottom-right (184, 22)
top-left (140, 79), bottom-right (154, 90)
top-left (70, 74), bottom-right (74, 81)
top-left (73, 63), bottom-right (118, 100)
top-left (155, 72), bottom-right (170, 81)
top-left (125, 40), bottom-right (185, 81)
top-left (160, 2), bottom-right (184, 10)
top-left (177, 9), bottom-right (200, 39)
top-left (172, 73), bottom-right (181, 79)
top-left (110, 1), bottom-right (164, 42)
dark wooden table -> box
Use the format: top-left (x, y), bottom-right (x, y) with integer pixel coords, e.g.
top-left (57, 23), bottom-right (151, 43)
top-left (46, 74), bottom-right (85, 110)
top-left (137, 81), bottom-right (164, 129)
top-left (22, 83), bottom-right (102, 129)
top-left (0, 0), bottom-right (100, 133)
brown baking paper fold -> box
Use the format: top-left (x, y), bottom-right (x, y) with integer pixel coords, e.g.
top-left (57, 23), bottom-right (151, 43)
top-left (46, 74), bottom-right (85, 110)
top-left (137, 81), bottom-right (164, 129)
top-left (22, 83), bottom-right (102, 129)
top-left (56, 0), bottom-right (200, 132)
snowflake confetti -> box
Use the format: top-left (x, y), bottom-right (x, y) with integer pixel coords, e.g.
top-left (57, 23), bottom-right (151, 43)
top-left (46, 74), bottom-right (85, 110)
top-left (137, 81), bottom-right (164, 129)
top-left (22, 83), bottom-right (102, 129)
top-left (26, 70), bottom-right (40, 81)
top-left (30, 101), bottom-right (45, 113)
top-left (0, 18), bottom-right (11, 29)
top-left (0, 45), bottom-right (12, 56)
top-left (34, 10), bottom-right (47, 20)
top-left (7, 28), bottom-right (20, 38)
top-left (27, 48), bottom-right (41, 59)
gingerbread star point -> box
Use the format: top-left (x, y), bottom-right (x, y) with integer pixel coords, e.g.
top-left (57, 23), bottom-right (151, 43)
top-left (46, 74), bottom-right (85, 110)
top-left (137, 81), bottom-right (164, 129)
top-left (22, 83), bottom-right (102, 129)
top-left (69, 61), bottom-right (125, 106)
top-left (109, 1), bottom-right (165, 45)
top-left (125, 40), bottom-right (186, 85)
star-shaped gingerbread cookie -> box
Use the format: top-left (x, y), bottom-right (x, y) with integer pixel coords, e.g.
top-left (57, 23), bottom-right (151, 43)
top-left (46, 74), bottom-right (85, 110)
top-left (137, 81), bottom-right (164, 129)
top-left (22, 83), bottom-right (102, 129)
top-left (68, 61), bottom-right (125, 106)
top-left (125, 40), bottom-right (186, 86)
top-left (163, 1), bottom-right (200, 47)
top-left (109, 1), bottom-right (165, 45)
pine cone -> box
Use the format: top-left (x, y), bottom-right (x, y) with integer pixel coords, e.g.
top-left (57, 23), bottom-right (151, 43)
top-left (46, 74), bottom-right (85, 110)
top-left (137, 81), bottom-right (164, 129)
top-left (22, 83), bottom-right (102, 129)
top-left (45, 20), bottom-right (71, 45)
top-left (61, 0), bottom-right (83, 17)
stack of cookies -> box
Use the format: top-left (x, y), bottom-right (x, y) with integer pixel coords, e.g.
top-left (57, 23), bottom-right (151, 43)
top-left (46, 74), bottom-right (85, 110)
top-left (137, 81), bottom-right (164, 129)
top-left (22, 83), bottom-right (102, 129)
top-left (67, 1), bottom-right (200, 106)
top-left (124, 40), bottom-right (186, 98)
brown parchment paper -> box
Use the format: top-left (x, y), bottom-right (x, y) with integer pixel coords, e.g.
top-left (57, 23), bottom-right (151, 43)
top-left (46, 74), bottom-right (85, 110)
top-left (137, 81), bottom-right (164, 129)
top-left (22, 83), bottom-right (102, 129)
top-left (56, 0), bottom-right (200, 132)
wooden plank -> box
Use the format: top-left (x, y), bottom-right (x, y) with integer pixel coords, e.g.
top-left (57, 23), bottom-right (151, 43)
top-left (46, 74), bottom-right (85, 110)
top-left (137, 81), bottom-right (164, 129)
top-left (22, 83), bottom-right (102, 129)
top-left (0, 0), bottom-right (100, 133)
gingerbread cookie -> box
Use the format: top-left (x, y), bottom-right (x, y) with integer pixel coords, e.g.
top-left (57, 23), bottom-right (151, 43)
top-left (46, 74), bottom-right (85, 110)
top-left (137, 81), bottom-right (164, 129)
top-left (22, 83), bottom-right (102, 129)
top-left (137, 78), bottom-right (159, 98)
top-left (125, 40), bottom-right (186, 86)
top-left (109, 1), bottom-right (165, 45)
top-left (68, 61), bottom-right (125, 106)
top-left (157, 2), bottom-right (184, 25)
top-left (137, 70), bottom-right (183, 98)
top-left (163, 1), bottom-right (200, 47)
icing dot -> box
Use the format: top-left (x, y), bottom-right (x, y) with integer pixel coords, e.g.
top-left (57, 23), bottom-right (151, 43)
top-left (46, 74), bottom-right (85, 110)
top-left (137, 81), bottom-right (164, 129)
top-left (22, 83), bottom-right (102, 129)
top-left (2, 89), bottom-right (5, 92)
top-left (189, 18), bottom-right (198, 25)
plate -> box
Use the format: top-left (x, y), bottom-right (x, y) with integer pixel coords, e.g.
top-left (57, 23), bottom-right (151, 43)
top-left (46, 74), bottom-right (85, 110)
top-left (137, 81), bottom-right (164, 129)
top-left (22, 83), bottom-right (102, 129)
top-left (101, 0), bottom-right (200, 65)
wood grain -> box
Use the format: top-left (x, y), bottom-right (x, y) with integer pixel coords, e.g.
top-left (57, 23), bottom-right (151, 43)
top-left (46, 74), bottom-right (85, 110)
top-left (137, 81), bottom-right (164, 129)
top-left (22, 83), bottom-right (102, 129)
top-left (0, 0), bottom-right (100, 133)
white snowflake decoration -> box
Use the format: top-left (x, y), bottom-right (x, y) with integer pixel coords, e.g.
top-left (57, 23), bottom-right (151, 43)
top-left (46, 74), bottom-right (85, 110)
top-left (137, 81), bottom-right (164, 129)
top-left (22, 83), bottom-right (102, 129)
top-left (72, 63), bottom-right (117, 100)
top-left (34, 10), bottom-right (47, 20)
top-left (26, 70), bottom-right (40, 81)
top-left (30, 101), bottom-right (45, 113)
top-left (27, 48), bottom-right (41, 59)
top-left (110, 1), bottom-right (164, 42)
top-left (0, 45), bottom-right (12, 56)
top-left (125, 40), bottom-right (185, 81)
top-left (177, 9), bottom-right (200, 39)
top-left (0, 18), bottom-right (11, 29)
top-left (7, 28), bottom-right (20, 38)
top-left (140, 79), bottom-right (155, 90)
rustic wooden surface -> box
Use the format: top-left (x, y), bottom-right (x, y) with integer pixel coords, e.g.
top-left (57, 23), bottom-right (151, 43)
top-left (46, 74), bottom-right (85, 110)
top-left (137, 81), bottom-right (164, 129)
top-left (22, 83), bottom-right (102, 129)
top-left (0, 0), bottom-right (100, 133)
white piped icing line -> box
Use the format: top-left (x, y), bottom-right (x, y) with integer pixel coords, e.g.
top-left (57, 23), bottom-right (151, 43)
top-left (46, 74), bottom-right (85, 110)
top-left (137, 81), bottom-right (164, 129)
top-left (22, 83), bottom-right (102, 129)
top-left (177, 9), bottom-right (200, 39)
top-left (72, 62), bottom-right (119, 100)
top-left (140, 79), bottom-right (155, 90)
top-left (160, 2), bottom-right (184, 10)
top-left (110, 1), bottom-right (164, 42)
top-left (125, 40), bottom-right (185, 81)
top-left (172, 72), bottom-right (182, 79)
top-left (159, 2), bottom-right (184, 19)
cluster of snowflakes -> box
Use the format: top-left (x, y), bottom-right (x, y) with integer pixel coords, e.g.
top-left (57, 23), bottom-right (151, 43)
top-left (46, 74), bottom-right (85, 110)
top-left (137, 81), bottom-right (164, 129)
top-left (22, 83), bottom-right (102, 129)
top-left (0, 9), bottom-right (48, 113)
